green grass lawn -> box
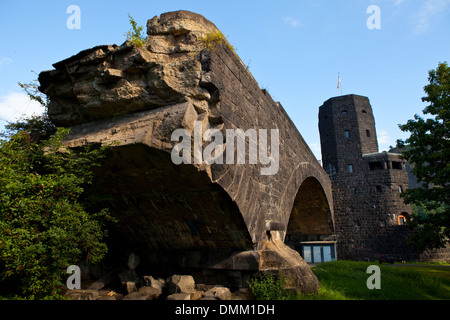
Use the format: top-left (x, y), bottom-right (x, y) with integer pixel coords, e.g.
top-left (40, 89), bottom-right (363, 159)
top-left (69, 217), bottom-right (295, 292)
top-left (297, 260), bottom-right (450, 300)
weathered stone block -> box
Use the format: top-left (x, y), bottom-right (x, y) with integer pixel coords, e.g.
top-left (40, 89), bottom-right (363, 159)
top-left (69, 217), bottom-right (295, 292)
top-left (167, 275), bottom-right (196, 294)
top-left (65, 289), bottom-right (99, 301)
top-left (166, 293), bottom-right (191, 300)
top-left (123, 286), bottom-right (161, 300)
top-left (259, 238), bottom-right (319, 295)
top-left (203, 287), bottom-right (231, 300)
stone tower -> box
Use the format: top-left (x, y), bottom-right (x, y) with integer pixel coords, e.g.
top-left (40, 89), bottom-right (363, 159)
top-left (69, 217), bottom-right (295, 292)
top-left (319, 94), bottom-right (379, 176)
top-left (319, 94), bottom-right (413, 260)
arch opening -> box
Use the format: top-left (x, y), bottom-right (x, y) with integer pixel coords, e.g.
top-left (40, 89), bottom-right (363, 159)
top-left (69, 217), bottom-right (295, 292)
top-left (284, 177), bottom-right (336, 263)
top-left (398, 213), bottom-right (408, 226)
top-left (86, 144), bottom-right (254, 275)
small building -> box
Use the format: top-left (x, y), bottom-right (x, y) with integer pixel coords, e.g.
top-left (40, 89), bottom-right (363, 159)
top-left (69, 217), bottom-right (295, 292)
top-left (300, 241), bottom-right (337, 263)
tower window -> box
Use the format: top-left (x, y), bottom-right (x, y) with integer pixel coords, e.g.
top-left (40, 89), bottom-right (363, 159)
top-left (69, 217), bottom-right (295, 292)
top-left (325, 164), bottom-right (337, 180)
top-left (392, 161), bottom-right (402, 170)
top-left (341, 110), bottom-right (347, 115)
top-left (345, 130), bottom-right (349, 139)
top-left (348, 164), bottom-right (353, 173)
top-left (399, 185), bottom-right (404, 193)
top-left (398, 215), bottom-right (407, 225)
top-left (376, 185), bottom-right (382, 192)
top-left (369, 161), bottom-right (383, 170)
top-left (366, 130), bottom-right (371, 137)
top-left (351, 188), bottom-right (356, 195)
top-left (362, 110), bottom-right (367, 113)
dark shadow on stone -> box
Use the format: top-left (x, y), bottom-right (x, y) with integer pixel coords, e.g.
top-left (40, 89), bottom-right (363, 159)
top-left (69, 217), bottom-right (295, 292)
top-left (86, 144), bottom-right (254, 274)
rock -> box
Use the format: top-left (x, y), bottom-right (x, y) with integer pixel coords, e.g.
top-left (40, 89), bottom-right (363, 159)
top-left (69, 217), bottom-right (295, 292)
top-left (123, 293), bottom-right (146, 300)
top-left (143, 275), bottom-right (164, 293)
top-left (142, 275), bottom-right (164, 299)
top-left (166, 293), bottom-right (191, 300)
top-left (123, 286), bottom-right (161, 300)
top-left (203, 287), bottom-right (231, 300)
top-left (97, 290), bottom-right (122, 300)
top-left (157, 278), bottom-right (166, 289)
top-left (97, 295), bottom-right (116, 300)
top-left (118, 269), bottom-right (141, 293)
top-left (259, 238), bottom-right (320, 295)
top-left (125, 281), bottom-right (137, 294)
top-left (190, 290), bottom-right (204, 301)
top-left (65, 289), bottom-right (99, 300)
top-left (167, 275), bottom-right (195, 294)
top-left (38, 13), bottom-right (214, 128)
top-left (147, 10), bottom-right (218, 37)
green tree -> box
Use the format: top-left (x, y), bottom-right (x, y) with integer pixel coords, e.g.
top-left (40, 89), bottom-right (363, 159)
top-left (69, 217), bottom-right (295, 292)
top-left (1, 80), bottom-right (56, 142)
top-left (397, 61), bottom-right (450, 251)
top-left (0, 83), bottom-right (114, 299)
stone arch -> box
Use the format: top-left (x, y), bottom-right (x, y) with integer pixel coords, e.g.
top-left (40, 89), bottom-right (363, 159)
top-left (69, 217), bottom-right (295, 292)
top-left (285, 176), bottom-right (334, 243)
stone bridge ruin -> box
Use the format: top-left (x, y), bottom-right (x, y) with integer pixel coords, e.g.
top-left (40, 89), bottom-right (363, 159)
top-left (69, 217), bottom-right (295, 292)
top-left (38, 10), bottom-right (334, 294)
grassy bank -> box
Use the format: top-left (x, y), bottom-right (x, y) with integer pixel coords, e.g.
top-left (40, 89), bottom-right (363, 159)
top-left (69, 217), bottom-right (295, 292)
top-left (297, 260), bottom-right (450, 300)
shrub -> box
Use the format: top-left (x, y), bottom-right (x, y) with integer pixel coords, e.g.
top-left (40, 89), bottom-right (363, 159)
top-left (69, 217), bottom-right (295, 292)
top-left (199, 30), bottom-right (236, 54)
top-left (125, 14), bottom-right (145, 47)
top-left (248, 272), bottom-right (289, 300)
top-left (0, 125), bottom-right (114, 299)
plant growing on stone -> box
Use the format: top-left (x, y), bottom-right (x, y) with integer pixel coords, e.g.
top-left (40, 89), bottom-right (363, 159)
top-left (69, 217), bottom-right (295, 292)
top-left (125, 14), bottom-right (145, 47)
top-left (199, 30), bottom-right (236, 54)
top-left (18, 77), bottom-right (48, 108)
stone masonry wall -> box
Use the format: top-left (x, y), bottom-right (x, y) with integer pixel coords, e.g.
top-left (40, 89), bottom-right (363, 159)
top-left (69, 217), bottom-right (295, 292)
top-left (204, 41), bottom-right (335, 247)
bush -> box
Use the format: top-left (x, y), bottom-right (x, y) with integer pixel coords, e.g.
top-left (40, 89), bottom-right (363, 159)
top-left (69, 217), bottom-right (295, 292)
top-left (125, 14), bottom-right (145, 47)
top-left (199, 31), bottom-right (236, 54)
top-left (0, 125), bottom-right (114, 299)
top-left (248, 272), bottom-right (289, 300)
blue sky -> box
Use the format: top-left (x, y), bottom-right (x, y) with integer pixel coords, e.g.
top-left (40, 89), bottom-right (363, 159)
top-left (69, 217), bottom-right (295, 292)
top-left (1, 0), bottom-right (449, 161)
